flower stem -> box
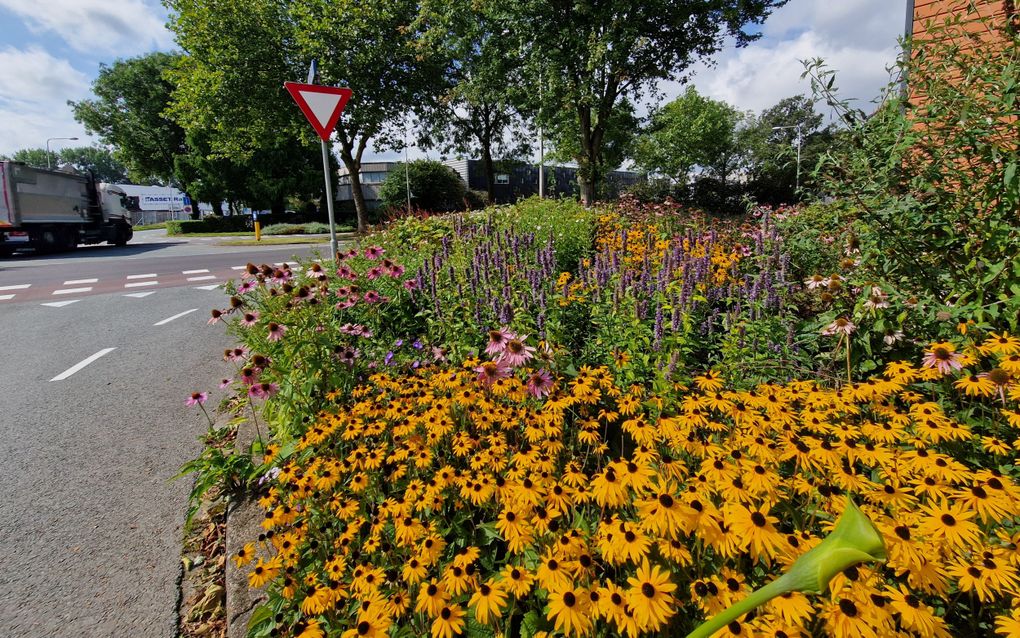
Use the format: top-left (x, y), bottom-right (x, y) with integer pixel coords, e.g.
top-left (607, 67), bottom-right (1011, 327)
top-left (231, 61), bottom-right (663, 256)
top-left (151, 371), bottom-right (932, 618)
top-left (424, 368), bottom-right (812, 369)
top-left (685, 573), bottom-right (794, 638)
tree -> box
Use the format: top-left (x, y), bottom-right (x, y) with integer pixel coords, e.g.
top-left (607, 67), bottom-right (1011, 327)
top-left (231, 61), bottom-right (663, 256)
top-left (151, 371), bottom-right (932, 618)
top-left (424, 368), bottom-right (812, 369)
top-left (415, 2), bottom-right (532, 204)
top-left (634, 88), bottom-right (744, 184)
top-left (546, 98), bottom-right (639, 197)
top-left (286, 0), bottom-right (445, 233)
top-left (70, 53), bottom-right (197, 208)
top-left (378, 160), bottom-right (466, 212)
top-left (4, 148), bottom-right (58, 169)
top-left (166, 1), bottom-right (323, 217)
top-left (58, 147), bottom-right (130, 183)
top-left (744, 94), bottom-right (831, 204)
top-left (487, 0), bottom-right (787, 205)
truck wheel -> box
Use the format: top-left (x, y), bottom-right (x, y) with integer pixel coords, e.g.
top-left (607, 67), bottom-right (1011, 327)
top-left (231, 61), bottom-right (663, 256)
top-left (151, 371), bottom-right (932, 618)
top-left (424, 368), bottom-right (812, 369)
top-left (34, 228), bottom-right (60, 254)
top-left (62, 228), bottom-right (78, 251)
top-left (113, 225), bottom-right (131, 247)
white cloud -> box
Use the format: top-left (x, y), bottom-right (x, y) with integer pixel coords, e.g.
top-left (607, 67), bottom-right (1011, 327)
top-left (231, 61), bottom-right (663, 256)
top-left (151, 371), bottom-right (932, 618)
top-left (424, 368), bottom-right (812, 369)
top-left (0, 0), bottom-right (172, 54)
top-left (0, 47), bottom-right (93, 154)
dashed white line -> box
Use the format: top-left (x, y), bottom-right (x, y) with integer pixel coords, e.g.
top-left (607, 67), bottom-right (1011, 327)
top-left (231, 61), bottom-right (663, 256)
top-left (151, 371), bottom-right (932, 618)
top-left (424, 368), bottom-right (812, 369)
top-left (53, 287), bottom-right (92, 295)
top-left (126, 273), bottom-right (157, 280)
top-left (186, 275), bottom-right (216, 281)
top-left (153, 308), bottom-right (199, 326)
top-left (0, 294), bottom-right (15, 301)
top-left (125, 281), bottom-right (159, 288)
top-left (63, 278), bottom-right (98, 285)
top-left (41, 300), bottom-right (80, 308)
top-left (0, 284), bottom-right (30, 291)
top-left (194, 284), bottom-right (221, 291)
top-left (50, 347), bottom-right (116, 382)
top-left (230, 266), bottom-right (247, 270)
top-left (123, 291), bottom-right (156, 298)
top-left (182, 269), bottom-right (209, 274)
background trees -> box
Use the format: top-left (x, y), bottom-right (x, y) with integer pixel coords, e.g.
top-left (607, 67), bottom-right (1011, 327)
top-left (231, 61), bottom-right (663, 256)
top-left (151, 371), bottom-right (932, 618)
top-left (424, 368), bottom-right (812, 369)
top-left (378, 160), bottom-right (467, 213)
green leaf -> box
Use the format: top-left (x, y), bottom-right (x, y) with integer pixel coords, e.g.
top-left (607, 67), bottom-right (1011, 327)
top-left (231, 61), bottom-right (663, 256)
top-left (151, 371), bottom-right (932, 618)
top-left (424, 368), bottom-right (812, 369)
top-left (520, 611), bottom-right (542, 638)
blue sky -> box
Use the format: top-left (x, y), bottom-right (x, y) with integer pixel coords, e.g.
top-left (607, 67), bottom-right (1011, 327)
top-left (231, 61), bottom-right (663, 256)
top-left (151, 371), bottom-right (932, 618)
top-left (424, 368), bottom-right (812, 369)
top-left (0, 0), bottom-right (907, 160)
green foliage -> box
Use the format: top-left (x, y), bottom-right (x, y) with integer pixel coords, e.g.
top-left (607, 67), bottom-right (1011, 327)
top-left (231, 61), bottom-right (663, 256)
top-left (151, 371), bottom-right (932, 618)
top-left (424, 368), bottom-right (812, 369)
top-left (378, 160), bottom-right (467, 213)
top-left (259, 222), bottom-right (347, 235)
top-left (2, 146), bottom-right (128, 182)
top-left (173, 423), bottom-right (262, 528)
top-left (806, 9), bottom-right (1020, 328)
top-left (166, 217), bottom-right (250, 235)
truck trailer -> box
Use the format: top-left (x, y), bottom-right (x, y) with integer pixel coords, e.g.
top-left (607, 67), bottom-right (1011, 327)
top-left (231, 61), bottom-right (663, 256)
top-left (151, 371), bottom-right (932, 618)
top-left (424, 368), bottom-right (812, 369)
top-left (0, 161), bottom-right (133, 256)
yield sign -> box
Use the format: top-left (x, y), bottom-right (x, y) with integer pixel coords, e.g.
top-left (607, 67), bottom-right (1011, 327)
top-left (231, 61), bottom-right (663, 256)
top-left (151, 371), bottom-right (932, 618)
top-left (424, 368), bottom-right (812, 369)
top-left (284, 82), bottom-right (353, 141)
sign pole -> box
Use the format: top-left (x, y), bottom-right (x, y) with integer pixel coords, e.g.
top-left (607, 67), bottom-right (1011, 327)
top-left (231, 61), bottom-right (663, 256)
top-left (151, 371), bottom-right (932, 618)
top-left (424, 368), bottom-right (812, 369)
top-left (321, 138), bottom-right (339, 261)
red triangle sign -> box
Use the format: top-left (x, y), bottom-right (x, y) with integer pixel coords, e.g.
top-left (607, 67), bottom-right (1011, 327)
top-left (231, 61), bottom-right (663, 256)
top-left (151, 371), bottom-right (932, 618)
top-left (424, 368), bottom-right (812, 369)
top-left (284, 82), bottom-right (353, 141)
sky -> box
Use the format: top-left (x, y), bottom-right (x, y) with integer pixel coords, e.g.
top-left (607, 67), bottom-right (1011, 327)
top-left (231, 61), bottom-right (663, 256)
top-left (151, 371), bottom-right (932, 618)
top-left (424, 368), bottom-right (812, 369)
top-left (0, 0), bottom-right (907, 162)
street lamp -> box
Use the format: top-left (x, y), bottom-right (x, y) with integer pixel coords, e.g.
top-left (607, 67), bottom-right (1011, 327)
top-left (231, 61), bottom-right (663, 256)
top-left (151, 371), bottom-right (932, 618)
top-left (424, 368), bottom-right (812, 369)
top-left (45, 137), bottom-right (78, 170)
top-left (771, 124), bottom-right (803, 192)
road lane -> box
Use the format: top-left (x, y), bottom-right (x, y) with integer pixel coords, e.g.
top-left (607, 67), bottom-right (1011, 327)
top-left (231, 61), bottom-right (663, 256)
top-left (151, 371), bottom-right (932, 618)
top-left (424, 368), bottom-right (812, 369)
top-left (0, 286), bottom-right (235, 636)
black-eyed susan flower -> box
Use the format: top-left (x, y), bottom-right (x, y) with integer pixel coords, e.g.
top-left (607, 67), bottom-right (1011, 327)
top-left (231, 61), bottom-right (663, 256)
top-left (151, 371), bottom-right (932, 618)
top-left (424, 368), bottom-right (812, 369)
top-left (625, 559), bottom-right (676, 631)
top-left (468, 581), bottom-right (507, 624)
top-left (430, 604), bottom-right (465, 638)
top-left (546, 586), bottom-right (593, 636)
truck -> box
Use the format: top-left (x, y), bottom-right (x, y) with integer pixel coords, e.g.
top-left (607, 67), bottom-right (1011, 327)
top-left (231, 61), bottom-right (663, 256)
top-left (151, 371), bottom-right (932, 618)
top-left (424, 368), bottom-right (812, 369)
top-left (0, 161), bottom-right (133, 256)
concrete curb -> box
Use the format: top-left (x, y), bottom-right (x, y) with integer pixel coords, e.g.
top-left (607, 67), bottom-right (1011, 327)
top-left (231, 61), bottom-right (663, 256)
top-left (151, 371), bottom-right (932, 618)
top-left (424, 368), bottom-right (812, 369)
top-left (225, 417), bottom-right (266, 638)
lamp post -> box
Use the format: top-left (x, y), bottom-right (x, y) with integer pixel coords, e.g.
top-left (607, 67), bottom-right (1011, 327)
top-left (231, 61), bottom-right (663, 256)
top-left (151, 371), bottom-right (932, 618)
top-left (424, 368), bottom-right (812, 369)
top-left (771, 124), bottom-right (803, 193)
top-left (45, 137), bottom-right (78, 170)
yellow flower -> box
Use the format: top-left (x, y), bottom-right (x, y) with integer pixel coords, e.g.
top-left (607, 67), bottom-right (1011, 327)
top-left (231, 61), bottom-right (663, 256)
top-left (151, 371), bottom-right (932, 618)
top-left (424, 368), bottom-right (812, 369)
top-left (431, 604), bottom-right (466, 638)
top-left (468, 582), bottom-right (507, 624)
top-left (625, 560), bottom-right (676, 631)
top-left (546, 586), bottom-right (593, 636)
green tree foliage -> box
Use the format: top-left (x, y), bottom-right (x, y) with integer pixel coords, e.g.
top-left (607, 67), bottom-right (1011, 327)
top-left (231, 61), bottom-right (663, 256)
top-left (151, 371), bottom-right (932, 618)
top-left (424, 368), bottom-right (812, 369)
top-left (806, 9), bottom-right (1020, 326)
top-left (546, 98), bottom-right (638, 198)
top-left (2, 146), bottom-right (129, 183)
top-left (378, 160), bottom-right (466, 213)
top-left (70, 53), bottom-right (191, 191)
top-left (165, 0), bottom-right (322, 216)
top-left (289, 0), bottom-right (445, 232)
top-left (744, 95), bottom-right (832, 204)
top-left (487, 0), bottom-right (787, 204)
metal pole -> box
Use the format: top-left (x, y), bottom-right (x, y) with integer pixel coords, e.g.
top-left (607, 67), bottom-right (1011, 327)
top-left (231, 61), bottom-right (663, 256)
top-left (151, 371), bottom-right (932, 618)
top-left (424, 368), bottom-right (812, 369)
top-left (404, 122), bottom-right (412, 214)
top-left (46, 139), bottom-right (52, 170)
top-left (321, 139), bottom-right (339, 261)
top-left (795, 123), bottom-right (802, 193)
top-left (538, 68), bottom-right (544, 198)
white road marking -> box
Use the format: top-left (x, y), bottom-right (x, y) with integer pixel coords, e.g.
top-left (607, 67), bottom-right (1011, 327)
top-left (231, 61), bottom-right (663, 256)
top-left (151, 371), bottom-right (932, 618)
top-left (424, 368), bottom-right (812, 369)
top-left (186, 275), bottom-right (216, 281)
top-left (0, 284), bottom-right (30, 291)
top-left (0, 294), bottom-right (15, 301)
top-left (126, 273), bottom-right (157, 280)
top-left (194, 284), bottom-right (221, 291)
top-left (41, 300), bottom-right (80, 308)
top-left (274, 262), bottom-right (287, 266)
top-left (230, 266), bottom-right (247, 270)
top-left (182, 269), bottom-right (209, 274)
top-left (53, 287), bottom-right (92, 295)
top-left (50, 348), bottom-right (116, 382)
top-left (63, 278), bottom-right (98, 285)
top-left (125, 281), bottom-right (159, 288)
top-left (124, 291), bottom-right (156, 298)
top-left (153, 308), bottom-right (199, 326)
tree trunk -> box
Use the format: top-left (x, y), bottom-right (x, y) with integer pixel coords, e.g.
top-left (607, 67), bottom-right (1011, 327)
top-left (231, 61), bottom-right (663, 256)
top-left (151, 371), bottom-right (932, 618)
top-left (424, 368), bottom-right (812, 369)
top-left (482, 145), bottom-right (496, 204)
top-left (211, 199), bottom-right (223, 216)
top-left (338, 151), bottom-right (367, 234)
top-left (576, 105), bottom-right (598, 206)
top-left (184, 191), bottom-right (199, 219)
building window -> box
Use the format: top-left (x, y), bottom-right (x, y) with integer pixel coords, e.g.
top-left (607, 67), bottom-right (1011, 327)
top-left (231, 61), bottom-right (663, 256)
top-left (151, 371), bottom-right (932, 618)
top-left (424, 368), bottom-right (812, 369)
top-left (495, 173), bottom-right (510, 185)
top-left (360, 171), bottom-right (388, 184)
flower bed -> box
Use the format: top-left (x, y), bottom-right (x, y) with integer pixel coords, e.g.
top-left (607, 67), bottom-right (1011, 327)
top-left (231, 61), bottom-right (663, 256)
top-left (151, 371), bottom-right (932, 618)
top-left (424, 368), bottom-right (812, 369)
top-left (189, 198), bottom-right (1020, 638)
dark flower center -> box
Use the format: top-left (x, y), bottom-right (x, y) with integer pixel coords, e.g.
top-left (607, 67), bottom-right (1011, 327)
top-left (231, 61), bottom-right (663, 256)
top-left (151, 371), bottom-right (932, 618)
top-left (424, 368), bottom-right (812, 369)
top-left (641, 583), bottom-right (656, 598)
top-left (839, 599), bottom-right (858, 617)
top-left (750, 512), bottom-right (767, 527)
top-left (940, 513), bottom-right (956, 526)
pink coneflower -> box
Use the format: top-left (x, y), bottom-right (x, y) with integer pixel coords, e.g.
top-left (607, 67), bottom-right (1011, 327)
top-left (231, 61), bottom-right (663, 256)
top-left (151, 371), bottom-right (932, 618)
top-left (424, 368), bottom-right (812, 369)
top-left (337, 346), bottom-right (360, 366)
top-left (237, 279), bottom-right (258, 294)
top-left (499, 336), bottom-right (535, 368)
top-left (365, 266), bottom-right (384, 280)
top-left (526, 369), bottom-right (554, 398)
top-left (240, 367), bottom-right (258, 385)
top-left (271, 268), bottom-right (293, 284)
top-left (883, 329), bottom-right (904, 346)
top-left (248, 382), bottom-right (279, 399)
top-left (389, 264), bottom-right (405, 278)
top-left (219, 378), bottom-right (231, 389)
top-left (403, 279), bottom-right (418, 291)
top-left (364, 245), bottom-right (385, 259)
top-left (863, 287), bottom-right (889, 311)
top-left (432, 346), bottom-right (448, 363)
top-left (337, 265), bottom-right (357, 280)
top-left (822, 317), bottom-right (856, 336)
top-left (224, 347), bottom-right (247, 362)
top-left (484, 326), bottom-right (516, 356)
top-left (335, 299), bottom-right (356, 310)
top-left (267, 322), bottom-right (287, 341)
top-left (208, 309), bottom-right (223, 324)
top-left (185, 391), bottom-right (208, 407)
top-left (240, 311), bottom-right (259, 327)
top-left (338, 248), bottom-right (357, 261)
top-left (363, 290), bottom-right (381, 304)
top-left (804, 274), bottom-right (829, 290)
top-left (921, 342), bottom-right (964, 375)
top-left (339, 323), bottom-right (362, 335)
top-left (475, 360), bottom-right (511, 386)
top-left (306, 263), bottom-right (327, 280)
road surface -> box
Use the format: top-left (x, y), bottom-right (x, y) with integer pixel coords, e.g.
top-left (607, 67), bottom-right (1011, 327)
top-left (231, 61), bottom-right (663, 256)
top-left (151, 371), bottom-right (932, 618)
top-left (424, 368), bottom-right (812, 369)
top-left (0, 232), bottom-right (333, 636)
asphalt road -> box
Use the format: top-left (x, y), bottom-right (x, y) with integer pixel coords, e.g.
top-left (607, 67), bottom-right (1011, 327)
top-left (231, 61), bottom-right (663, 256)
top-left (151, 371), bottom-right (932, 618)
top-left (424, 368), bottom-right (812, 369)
top-left (0, 232), bottom-right (334, 636)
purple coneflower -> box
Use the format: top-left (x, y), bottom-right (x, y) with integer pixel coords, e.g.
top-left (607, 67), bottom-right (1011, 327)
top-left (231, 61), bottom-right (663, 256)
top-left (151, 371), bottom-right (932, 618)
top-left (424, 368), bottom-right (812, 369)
top-left (185, 391), bottom-right (208, 407)
top-left (224, 347), bottom-right (248, 362)
top-left (389, 264), bottom-right (406, 278)
top-left (306, 264), bottom-right (327, 280)
top-left (526, 369), bottom-right (554, 399)
top-left (804, 274), bottom-right (829, 290)
top-left (484, 326), bottom-right (516, 356)
top-left (335, 299), bottom-right (356, 310)
top-left (403, 279), bottom-right (418, 291)
top-left (237, 279), bottom-right (258, 294)
top-left (822, 317), bottom-right (856, 336)
top-left (883, 329), bottom-right (904, 346)
top-left (432, 346), bottom-right (448, 363)
top-left (863, 287), bottom-right (889, 311)
top-left (363, 290), bottom-right (381, 304)
top-left (499, 337), bottom-right (535, 368)
top-left (475, 360), bottom-right (511, 386)
top-left (240, 312), bottom-right (259, 328)
top-left (267, 322), bottom-right (287, 341)
top-left (364, 245), bottom-right (385, 259)
top-left (208, 309), bottom-right (223, 325)
top-left (365, 266), bottom-right (384, 280)
top-left (240, 367), bottom-right (258, 385)
top-left (337, 347), bottom-right (359, 366)
top-left (336, 265), bottom-right (357, 280)
top-left (248, 382), bottom-right (279, 400)
top-left (219, 379), bottom-right (231, 389)
top-left (921, 343), bottom-right (964, 374)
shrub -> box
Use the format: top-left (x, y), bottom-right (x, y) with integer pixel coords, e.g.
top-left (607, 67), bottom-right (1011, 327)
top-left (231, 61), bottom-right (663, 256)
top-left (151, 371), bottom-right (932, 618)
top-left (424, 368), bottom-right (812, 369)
top-left (379, 160), bottom-right (467, 213)
top-left (260, 222), bottom-right (337, 235)
top-left (166, 216), bottom-right (250, 234)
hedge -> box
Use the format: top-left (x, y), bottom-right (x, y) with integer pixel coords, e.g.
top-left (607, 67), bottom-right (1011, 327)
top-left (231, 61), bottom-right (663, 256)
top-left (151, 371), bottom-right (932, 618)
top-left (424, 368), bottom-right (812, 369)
top-left (165, 216), bottom-right (250, 235)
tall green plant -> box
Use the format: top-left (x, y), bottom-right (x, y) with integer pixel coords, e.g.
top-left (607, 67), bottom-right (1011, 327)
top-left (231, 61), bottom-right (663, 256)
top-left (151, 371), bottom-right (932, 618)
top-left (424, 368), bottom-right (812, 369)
top-left (805, 9), bottom-right (1019, 327)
